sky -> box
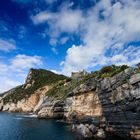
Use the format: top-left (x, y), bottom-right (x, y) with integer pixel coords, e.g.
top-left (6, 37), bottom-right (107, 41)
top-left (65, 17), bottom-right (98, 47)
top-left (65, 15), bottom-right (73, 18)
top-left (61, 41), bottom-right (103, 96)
top-left (0, 0), bottom-right (140, 93)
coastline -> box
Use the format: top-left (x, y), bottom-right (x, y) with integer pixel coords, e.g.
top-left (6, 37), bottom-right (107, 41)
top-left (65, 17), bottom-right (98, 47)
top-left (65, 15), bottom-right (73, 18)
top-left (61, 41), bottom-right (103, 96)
top-left (0, 66), bottom-right (140, 140)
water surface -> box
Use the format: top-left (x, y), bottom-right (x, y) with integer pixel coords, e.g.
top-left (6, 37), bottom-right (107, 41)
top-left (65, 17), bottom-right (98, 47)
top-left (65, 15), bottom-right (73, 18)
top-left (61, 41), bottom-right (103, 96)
top-left (0, 112), bottom-right (127, 140)
top-left (0, 112), bottom-right (77, 140)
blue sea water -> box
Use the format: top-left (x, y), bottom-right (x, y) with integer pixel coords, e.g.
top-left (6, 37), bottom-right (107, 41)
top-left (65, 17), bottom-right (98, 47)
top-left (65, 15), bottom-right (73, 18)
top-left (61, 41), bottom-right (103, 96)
top-left (0, 112), bottom-right (77, 140)
top-left (0, 112), bottom-right (127, 140)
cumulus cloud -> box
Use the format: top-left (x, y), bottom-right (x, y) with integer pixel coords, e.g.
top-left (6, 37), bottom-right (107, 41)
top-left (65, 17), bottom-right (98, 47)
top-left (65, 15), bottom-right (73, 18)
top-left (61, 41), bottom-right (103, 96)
top-left (0, 39), bottom-right (16, 52)
top-left (31, 0), bottom-right (140, 75)
top-left (32, 7), bottom-right (79, 49)
top-left (10, 54), bottom-right (42, 70)
top-left (54, 9), bottom-right (83, 33)
top-left (31, 8), bottom-right (83, 33)
top-left (61, 0), bottom-right (140, 75)
top-left (32, 7), bottom-right (83, 53)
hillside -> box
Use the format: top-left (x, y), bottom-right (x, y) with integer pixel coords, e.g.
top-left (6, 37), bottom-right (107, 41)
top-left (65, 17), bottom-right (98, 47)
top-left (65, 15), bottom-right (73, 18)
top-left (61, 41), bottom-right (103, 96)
top-left (2, 69), bottom-right (67, 104)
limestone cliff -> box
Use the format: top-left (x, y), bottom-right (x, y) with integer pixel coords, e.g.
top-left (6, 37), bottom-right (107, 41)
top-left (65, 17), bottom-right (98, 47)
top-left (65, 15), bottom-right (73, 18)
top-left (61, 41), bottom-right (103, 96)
top-left (64, 91), bottom-right (102, 121)
top-left (0, 65), bottom-right (140, 139)
top-left (34, 65), bottom-right (140, 139)
top-left (0, 69), bottom-right (67, 112)
top-left (2, 85), bottom-right (50, 112)
top-left (99, 70), bottom-right (140, 139)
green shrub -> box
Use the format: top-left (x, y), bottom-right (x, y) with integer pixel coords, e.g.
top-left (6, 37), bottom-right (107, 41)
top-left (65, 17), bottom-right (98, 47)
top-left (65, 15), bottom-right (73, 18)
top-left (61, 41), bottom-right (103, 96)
top-left (3, 65), bottom-right (130, 104)
top-left (100, 66), bottom-right (113, 73)
top-left (100, 65), bottom-right (129, 78)
top-left (3, 69), bottom-right (68, 103)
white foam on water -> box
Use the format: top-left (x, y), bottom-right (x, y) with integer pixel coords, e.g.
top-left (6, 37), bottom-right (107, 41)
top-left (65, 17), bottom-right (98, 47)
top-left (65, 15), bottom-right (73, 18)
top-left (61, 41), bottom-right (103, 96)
top-left (15, 117), bottom-right (23, 120)
top-left (15, 113), bottom-right (37, 118)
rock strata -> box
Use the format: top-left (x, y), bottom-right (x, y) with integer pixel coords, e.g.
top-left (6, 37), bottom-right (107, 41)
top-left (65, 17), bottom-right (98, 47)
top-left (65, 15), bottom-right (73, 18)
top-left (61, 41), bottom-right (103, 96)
top-left (99, 69), bottom-right (140, 139)
top-left (0, 66), bottom-right (140, 139)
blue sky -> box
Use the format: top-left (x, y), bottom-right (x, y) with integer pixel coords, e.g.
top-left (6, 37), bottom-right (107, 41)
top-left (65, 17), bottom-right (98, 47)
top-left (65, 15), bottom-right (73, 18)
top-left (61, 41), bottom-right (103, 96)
top-left (0, 0), bottom-right (140, 93)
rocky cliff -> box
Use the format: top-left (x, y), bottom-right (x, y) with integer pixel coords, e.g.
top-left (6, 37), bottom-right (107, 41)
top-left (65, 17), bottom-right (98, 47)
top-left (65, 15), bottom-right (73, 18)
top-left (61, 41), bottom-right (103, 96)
top-left (99, 70), bottom-right (140, 139)
top-left (0, 65), bottom-right (140, 139)
top-left (0, 68), bottom-right (67, 112)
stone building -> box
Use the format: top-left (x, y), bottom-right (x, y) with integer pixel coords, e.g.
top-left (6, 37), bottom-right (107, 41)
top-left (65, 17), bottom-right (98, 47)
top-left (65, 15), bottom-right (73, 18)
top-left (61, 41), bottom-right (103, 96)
top-left (71, 70), bottom-right (88, 80)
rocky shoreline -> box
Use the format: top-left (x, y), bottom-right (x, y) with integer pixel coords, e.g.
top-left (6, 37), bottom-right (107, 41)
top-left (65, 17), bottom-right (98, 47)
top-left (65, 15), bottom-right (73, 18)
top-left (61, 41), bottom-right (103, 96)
top-left (0, 65), bottom-right (140, 139)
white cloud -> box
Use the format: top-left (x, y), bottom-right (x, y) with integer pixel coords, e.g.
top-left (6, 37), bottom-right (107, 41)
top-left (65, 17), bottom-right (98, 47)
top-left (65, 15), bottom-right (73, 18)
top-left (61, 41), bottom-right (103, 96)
top-left (31, 0), bottom-right (140, 76)
top-left (0, 54), bottom-right (43, 93)
top-left (10, 54), bottom-right (43, 70)
top-left (55, 9), bottom-right (83, 33)
top-left (0, 77), bottom-right (21, 93)
top-left (0, 39), bottom-right (16, 52)
top-left (49, 38), bottom-right (57, 46)
top-left (18, 26), bottom-right (27, 39)
top-left (0, 54), bottom-right (43, 73)
top-left (49, 36), bottom-right (69, 48)
top-left (31, 12), bottom-right (55, 24)
top-left (51, 69), bottom-right (61, 75)
top-left (51, 47), bottom-right (58, 54)
top-left (0, 63), bottom-right (8, 74)
top-left (111, 54), bottom-right (127, 63)
top-left (60, 61), bottom-right (64, 66)
top-left (32, 8), bottom-right (83, 33)
top-left (61, 0), bottom-right (140, 75)
top-left (32, 8), bottom-right (83, 53)
top-left (60, 37), bottom-right (69, 45)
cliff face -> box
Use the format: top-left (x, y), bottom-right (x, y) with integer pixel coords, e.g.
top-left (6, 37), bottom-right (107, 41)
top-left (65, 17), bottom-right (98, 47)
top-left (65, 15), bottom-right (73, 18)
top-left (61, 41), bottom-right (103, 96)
top-left (2, 85), bottom-right (49, 112)
top-left (64, 91), bottom-right (102, 121)
top-left (99, 71), bottom-right (140, 139)
top-left (35, 91), bottom-right (102, 120)
top-left (0, 69), bottom-right (67, 112)
top-left (0, 65), bottom-right (140, 139)
top-left (34, 66), bottom-right (140, 139)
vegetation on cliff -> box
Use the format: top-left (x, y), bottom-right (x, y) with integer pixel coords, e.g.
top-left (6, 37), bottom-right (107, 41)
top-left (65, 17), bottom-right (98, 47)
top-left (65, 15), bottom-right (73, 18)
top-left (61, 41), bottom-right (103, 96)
top-left (46, 65), bottom-right (129, 100)
top-left (3, 69), bottom-right (67, 103)
top-left (99, 65), bottom-right (129, 78)
top-left (2, 65), bottom-right (129, 103)
top-left (46, 78), bottom-right (80, 100)
top-left (27, 69), bottom-right (67, 87)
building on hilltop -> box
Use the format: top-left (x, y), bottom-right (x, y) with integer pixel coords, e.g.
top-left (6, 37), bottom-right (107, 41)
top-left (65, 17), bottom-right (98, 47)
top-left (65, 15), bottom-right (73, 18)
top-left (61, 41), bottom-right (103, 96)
top-left (71, 70), bottom-right (88, 80)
